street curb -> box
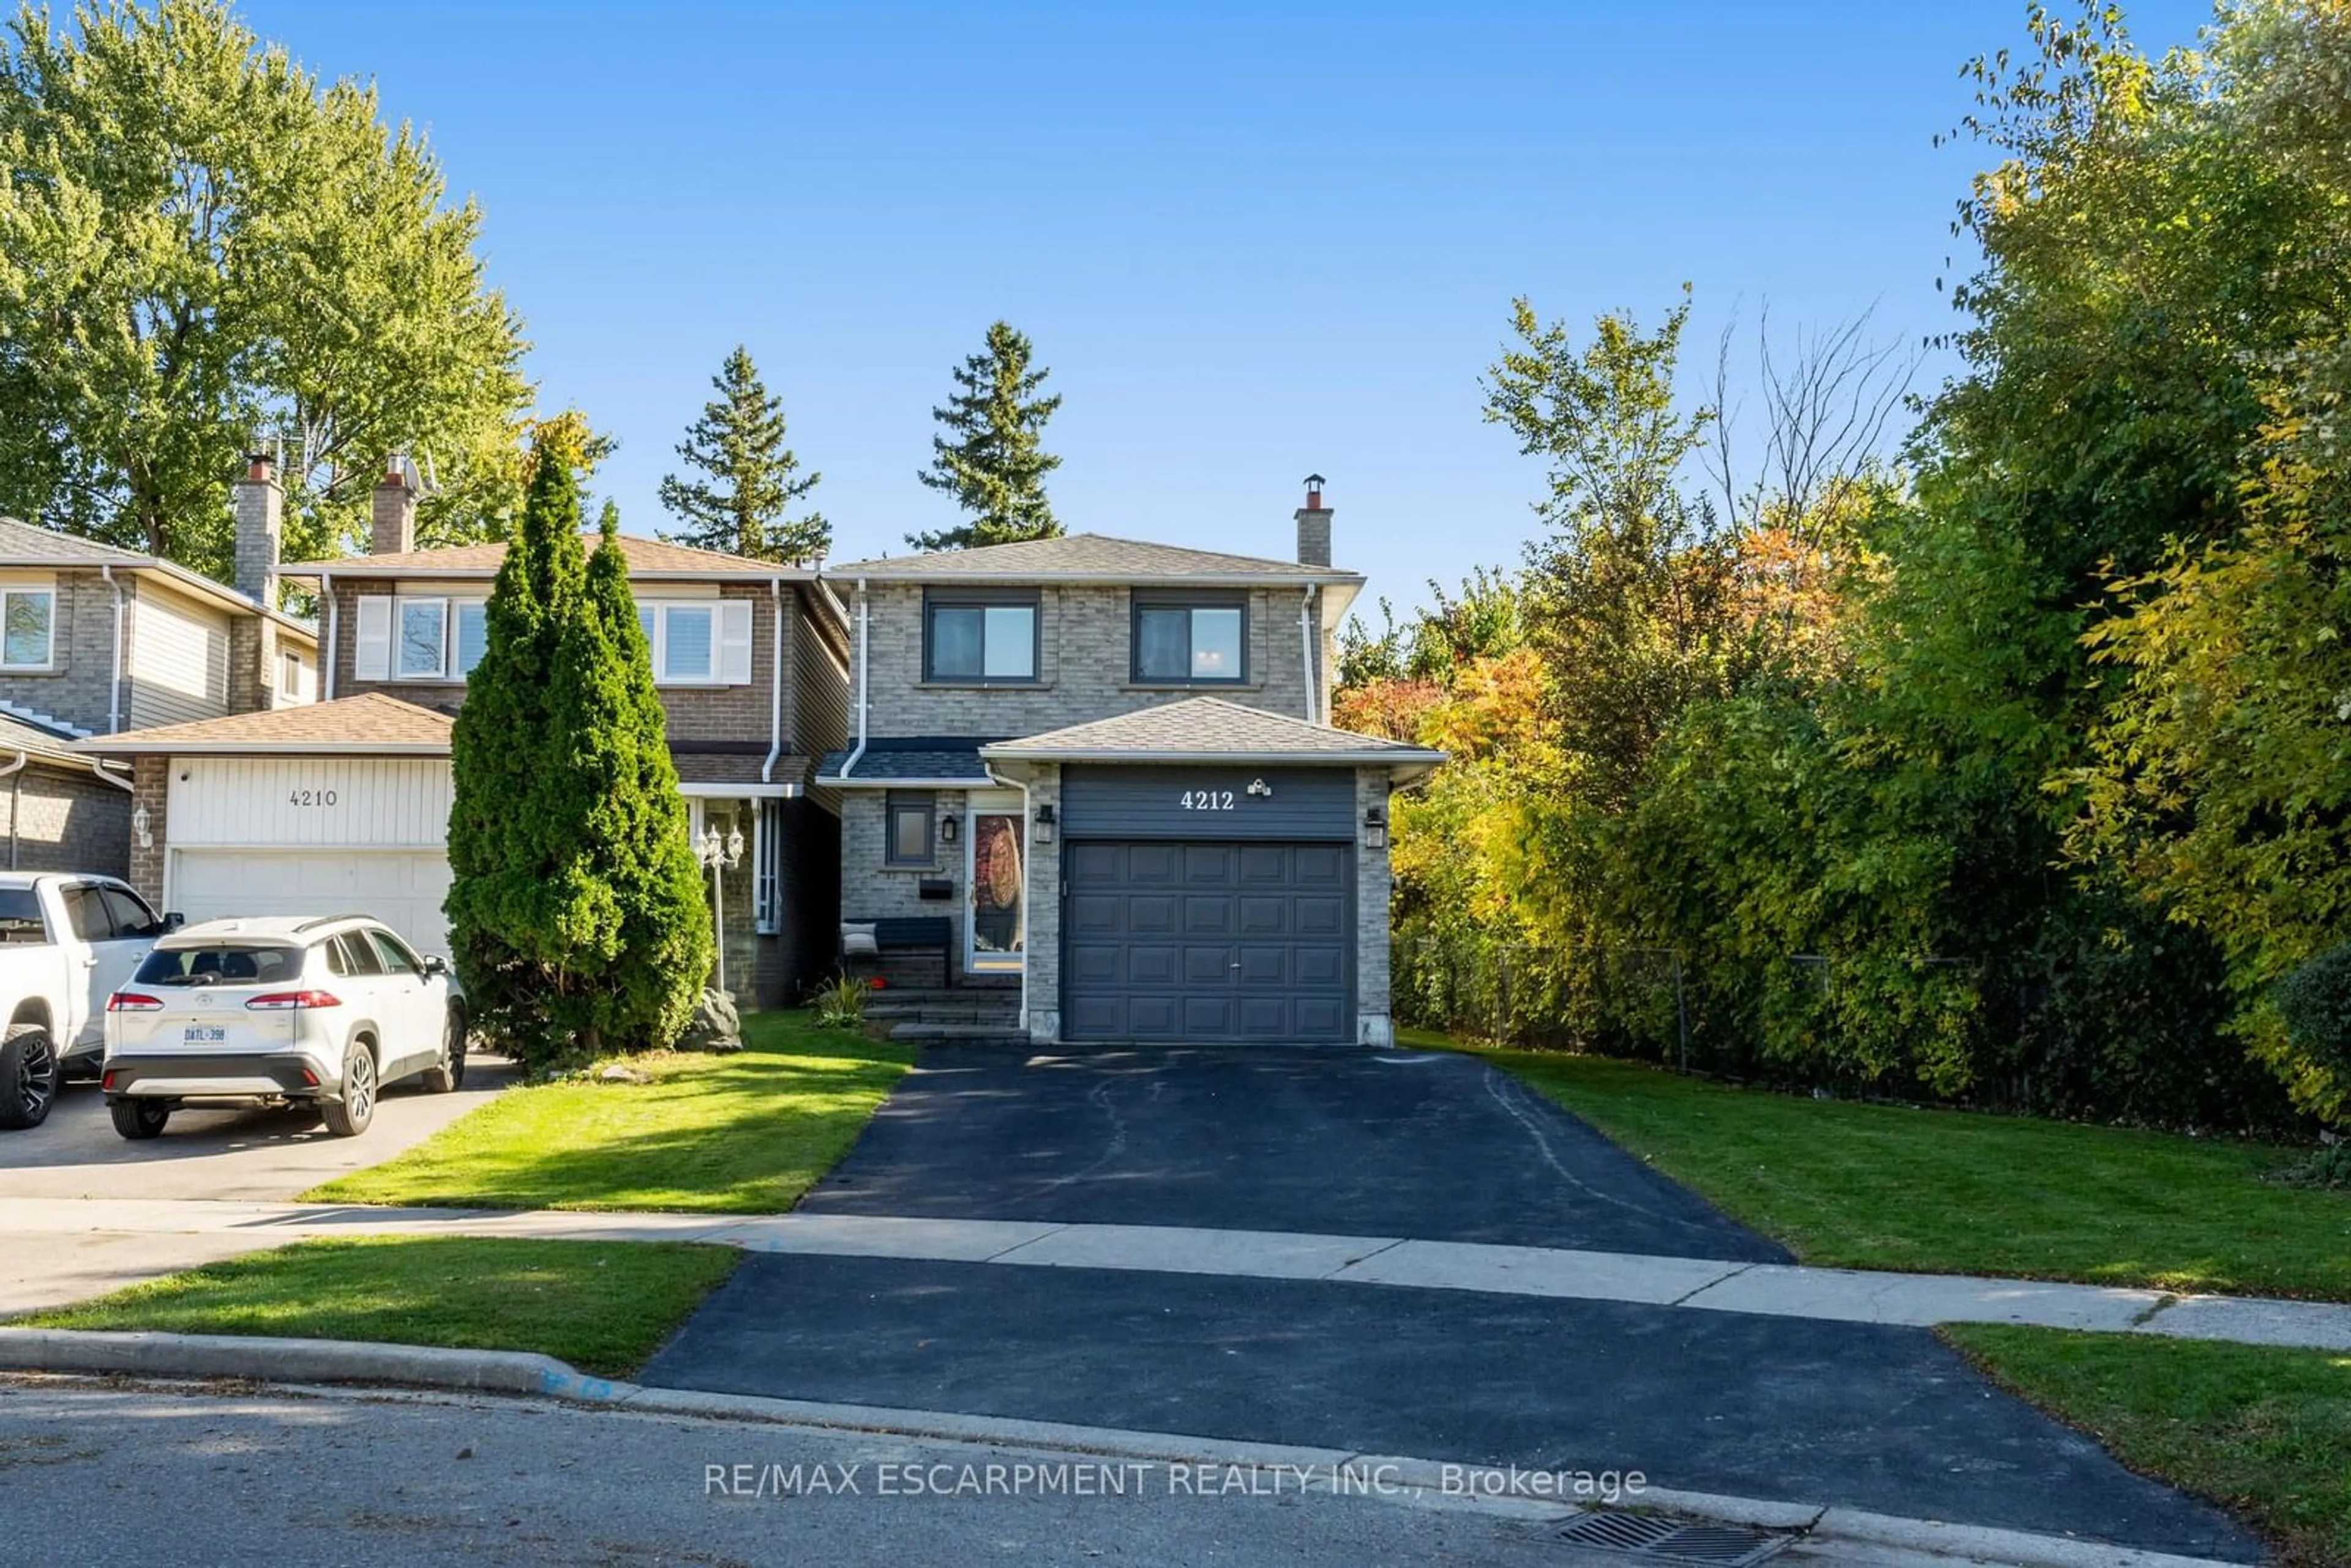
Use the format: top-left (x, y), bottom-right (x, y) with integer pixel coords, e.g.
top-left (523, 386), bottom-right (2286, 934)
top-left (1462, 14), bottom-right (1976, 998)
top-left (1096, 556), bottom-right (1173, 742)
top-left (0, 1327), bottom-right (2257, 1568)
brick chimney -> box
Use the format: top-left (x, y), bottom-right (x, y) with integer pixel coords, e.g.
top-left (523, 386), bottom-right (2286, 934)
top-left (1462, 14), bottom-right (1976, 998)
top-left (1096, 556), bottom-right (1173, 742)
top-left (373, 453), bottom-right (417, 555)
top-left (1294, 473), bottom-right (1332, 568)
top-left (233, 451), bottom-right (282, 609)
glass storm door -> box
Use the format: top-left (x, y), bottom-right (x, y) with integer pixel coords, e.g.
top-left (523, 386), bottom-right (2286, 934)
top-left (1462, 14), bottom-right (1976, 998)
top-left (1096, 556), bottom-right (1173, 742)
top-left (967, 794), bottom-right (1026, 973)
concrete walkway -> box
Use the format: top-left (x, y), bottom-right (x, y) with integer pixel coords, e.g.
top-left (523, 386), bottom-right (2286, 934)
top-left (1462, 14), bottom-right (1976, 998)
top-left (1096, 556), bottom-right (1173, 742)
top-left (9, 1196), bottom-right (2348, 1351)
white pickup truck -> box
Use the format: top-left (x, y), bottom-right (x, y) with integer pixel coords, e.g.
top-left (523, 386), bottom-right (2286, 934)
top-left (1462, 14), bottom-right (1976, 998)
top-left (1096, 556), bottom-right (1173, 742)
top-left (0, 872), bottom-right (174, 1130)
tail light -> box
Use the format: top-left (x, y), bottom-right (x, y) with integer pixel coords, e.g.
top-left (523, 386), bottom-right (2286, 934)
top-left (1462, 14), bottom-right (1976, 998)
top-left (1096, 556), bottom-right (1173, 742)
top-left (107, 992), bottom-right (163, 1011)
top-left (245, 990), bottom-right (343, 1011)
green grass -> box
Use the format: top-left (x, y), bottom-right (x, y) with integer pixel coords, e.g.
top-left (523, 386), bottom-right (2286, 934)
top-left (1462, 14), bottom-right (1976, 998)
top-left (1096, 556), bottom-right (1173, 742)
top-left (1946, 1327), bottom-right (2351, 1567)
top-left (1406, 1029), bottom-right (2351, 1300)
top-left (21, 1237), bottom-right (740, 1378)
top-left (306, 1011), bottom-right (912, 1213)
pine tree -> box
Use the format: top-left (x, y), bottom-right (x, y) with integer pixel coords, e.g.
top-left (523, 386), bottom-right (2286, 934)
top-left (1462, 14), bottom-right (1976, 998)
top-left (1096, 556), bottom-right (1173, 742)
top-left (445, 428), bottom-right (710, 1063)
top-left (658, 347), bottom-right (827, 563)
top-left (910, 321), bottom-right (1063, 550)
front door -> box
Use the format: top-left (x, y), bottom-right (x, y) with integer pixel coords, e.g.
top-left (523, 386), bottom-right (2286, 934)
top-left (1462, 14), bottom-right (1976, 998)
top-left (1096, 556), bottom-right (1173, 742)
top-left (966, 789), bottom-right (1026, 974)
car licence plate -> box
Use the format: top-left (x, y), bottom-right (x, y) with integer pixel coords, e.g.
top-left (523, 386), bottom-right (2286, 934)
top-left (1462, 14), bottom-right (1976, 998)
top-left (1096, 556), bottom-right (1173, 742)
top-left (182, 1026), bottom-right (227, 1044)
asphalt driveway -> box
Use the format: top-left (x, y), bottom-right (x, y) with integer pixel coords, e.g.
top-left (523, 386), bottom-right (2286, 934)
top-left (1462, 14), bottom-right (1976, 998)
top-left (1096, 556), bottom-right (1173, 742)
top-left (647, 1041), bottom-right (2262, 1558)
top-left (799, 1043), bottom-right (1787, 1261)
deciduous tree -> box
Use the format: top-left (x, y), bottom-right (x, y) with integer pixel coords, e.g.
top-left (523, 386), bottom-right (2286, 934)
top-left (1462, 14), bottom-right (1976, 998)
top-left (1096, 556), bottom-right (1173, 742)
top-left (0, 0), bottom-right (530, 583)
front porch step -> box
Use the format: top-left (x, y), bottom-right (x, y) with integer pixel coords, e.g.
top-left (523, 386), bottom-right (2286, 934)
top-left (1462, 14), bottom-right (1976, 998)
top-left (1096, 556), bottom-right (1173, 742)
top-left (889, 1022), bottom-right (1032, 1045)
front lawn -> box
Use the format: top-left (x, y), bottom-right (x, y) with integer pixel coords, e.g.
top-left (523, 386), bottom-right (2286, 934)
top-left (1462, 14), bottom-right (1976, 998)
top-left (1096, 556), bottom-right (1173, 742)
top-left (1946, 1327), bottom-right (2351, 1567)
top-left (306, 1011), bottom-right (912, 1213)
top-left (21, 1237), bottom-right (738, 1378)
top-left (1414, 1031), bottom-right (2351, 1300)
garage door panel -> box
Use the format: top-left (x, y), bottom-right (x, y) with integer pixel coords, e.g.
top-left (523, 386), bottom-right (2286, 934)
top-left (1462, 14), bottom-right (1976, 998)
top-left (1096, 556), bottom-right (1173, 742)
top-left (1237, 896), bottom-right (1289, 935)
top-left (1063, 839), bottom-right (1351, 1044)
top-left (171, 849), bottom-right (452, 959)
top-left (1295, 945), bottom-right (1346, 986)
top-left (1237, 945), bottom-right (1289, 984)
top-left (1128, 895), bottom-right (1179, 934)
top-left (1127, 946), bottom-right (1178, 985)
top-left (1295, 896), bottom-right (1346, 937)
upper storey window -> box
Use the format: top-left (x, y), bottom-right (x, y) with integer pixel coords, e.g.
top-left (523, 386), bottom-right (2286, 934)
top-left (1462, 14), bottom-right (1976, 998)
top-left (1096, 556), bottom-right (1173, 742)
top-left (1133, 593), bottom-right (1245, 684)
top-left (924, 591), bottom-right (1038, 684)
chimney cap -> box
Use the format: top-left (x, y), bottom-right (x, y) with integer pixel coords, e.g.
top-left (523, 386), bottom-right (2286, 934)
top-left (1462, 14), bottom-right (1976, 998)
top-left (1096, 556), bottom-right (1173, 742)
top-left (244, 451), bottom-right (277, 482)
top-left (1303, 472), bottom-right (1326, 491)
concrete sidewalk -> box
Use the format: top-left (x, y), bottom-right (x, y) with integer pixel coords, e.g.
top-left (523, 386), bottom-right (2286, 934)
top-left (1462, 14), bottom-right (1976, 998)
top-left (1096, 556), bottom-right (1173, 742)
top-left (9, 1196), bottom-right (2349, 1350)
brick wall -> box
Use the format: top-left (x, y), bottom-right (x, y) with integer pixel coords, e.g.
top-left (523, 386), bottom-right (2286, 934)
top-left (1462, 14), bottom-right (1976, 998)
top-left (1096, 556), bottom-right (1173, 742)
top-left (856, 582), bottom-right (1322, 738)
top-left (1, 762), bottom-right (132, 877)
top-left (0, 571), bottom-right (121, 737)
top-left (1354, 766), bottom-right (1395, 1046)
top-left (839, 787), bottom-right (967, 946)
top-left (1021, 765), bottom-right (1062, 1041)
top-left (328, 580), bottom-right (816, 748)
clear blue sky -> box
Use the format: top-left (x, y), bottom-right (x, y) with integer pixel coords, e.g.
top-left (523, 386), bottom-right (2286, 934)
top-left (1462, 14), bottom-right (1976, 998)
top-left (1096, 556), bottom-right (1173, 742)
top-left (241, 0), bottom-right (2212, 613)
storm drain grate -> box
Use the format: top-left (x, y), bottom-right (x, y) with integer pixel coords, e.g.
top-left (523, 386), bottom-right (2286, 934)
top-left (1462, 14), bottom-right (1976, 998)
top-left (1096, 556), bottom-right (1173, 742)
top-left (1556, 1512), bottom-right (1791, 1567)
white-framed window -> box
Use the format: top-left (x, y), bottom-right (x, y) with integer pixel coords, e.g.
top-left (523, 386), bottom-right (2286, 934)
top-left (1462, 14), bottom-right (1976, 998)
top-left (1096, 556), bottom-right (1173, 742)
top-left (637, 600), bottom-right (753, 686)
top-left (358, 595), bottom-right (489, 682)
top-left (754, 799), bottom-right (781, 936)
top-left (280, 648), bottom-right (305, 699)
top-left (1, 586), bottom-right (55, 670)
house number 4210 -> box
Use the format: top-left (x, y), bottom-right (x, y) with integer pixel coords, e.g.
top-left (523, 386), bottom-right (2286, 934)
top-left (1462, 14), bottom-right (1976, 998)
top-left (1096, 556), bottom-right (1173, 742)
top-left (1179, 790), bottom-right (1235, 811)
top-left (287, 789), bottom-right (339, 807)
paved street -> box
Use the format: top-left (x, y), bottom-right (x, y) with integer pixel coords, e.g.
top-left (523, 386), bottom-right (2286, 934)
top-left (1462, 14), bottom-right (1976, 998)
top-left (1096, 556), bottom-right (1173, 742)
top-left (0, 1057), bottom-right (520, 1313)
top-left (0, 1378), bottom-right (1715, 1568)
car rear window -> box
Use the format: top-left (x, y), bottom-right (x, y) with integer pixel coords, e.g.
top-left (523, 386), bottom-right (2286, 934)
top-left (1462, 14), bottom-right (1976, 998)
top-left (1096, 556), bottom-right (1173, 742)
top-left (0, 888), bottom-right (43, 945)
top-left (135, 945), bottom-right (304, 987)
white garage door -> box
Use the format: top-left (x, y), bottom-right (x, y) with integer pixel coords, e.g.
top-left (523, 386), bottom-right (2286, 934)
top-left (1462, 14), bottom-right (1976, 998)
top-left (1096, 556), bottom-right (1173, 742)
top-left (165, 755), bottom-right (455, 959)
top-left (170, 849), bottom-right (454, 959)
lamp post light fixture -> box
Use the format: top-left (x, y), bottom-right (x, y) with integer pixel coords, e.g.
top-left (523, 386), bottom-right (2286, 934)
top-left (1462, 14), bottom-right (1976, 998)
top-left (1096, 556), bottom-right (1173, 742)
top-left (697, 823), bottom-right (747, 996)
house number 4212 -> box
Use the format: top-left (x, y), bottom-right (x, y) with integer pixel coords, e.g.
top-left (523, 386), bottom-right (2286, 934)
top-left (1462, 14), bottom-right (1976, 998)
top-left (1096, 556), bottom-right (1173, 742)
top-left (1179, 790), bottom-right (1235, 811)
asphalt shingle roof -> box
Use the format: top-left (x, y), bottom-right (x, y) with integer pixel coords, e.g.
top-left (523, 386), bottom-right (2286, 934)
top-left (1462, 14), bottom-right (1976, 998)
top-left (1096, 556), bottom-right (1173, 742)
top-left (0, 517), bottom-right (154, 566)
top-left (816, 739), bottom-right (998, 784)
top-left (78, 693), bottom-right (455, 753)
top-left (282, 533), bottom-right (803, 579)
top-left (980, 697), bottom-right (1445, 765)
top-left (827, 533), bottom-right (1362, 583)
top-left (0, 712), bottom-right (97, 764)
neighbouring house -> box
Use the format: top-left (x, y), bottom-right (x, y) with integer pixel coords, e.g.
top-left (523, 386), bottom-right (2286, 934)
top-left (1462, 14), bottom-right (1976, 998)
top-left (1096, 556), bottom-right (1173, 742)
top-left (79, 453), bottom-right (852, 1011)
top-left (818, 481), bottom-right (1444, 1046)
top-left (0, 488), bottom-right (320, 877)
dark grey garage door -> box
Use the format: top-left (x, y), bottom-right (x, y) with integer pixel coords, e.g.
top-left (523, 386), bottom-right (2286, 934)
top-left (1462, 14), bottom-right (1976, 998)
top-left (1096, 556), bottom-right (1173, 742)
top-left (1063, 840), bottom-right (1352, 1043)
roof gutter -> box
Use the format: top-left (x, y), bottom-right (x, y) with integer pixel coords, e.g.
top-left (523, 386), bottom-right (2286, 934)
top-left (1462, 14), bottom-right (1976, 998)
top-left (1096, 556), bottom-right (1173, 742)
top-left (86, 757), bottom-right (134, 792)
top-left (761, 577), bottom-right (784, 784)
top-left (834, 570), bottom-right (1365, 590)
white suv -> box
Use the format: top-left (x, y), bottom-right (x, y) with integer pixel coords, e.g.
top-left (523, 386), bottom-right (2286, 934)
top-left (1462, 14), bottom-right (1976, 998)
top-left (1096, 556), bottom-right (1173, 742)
top-left (101, 915), bottom-right (468, 1139)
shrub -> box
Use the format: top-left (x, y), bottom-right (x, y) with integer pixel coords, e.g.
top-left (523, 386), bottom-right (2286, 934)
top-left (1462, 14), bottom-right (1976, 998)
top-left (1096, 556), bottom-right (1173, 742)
top-left (2274, 943), bottom-right (2351, 1119)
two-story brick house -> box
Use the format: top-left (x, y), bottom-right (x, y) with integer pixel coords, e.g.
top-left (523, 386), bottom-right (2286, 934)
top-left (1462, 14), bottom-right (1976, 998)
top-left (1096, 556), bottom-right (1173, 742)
top-left (82, 454), bottom-right (850, 1009)
top-left (818, 484), bottom-right (1443, 1046)
top-left (0, 492), bottom-right (319, 879)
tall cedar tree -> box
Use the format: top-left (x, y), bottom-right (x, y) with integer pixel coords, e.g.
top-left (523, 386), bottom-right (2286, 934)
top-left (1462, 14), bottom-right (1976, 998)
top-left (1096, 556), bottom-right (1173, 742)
top-left (910, 321), bottom-right (1063, 549)
top-left (584, 509), bottom-right (713, 1049)
top-left (445, 431), bottom-right (709, 1063)
top-left (656, 346), bottom-right (827, 563)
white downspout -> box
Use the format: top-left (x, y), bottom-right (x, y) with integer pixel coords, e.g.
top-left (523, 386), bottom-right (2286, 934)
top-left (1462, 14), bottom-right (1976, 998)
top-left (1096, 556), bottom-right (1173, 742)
top-left (1299, 583), bottom-right (1319, 726)
top-left (86, 759), bottom-right (133, 793)
top-left (101, 566), bottom-right (123, 733)
top-left (839, 578), bottom-right (869, 779)
top-left (322, 572), bottom-right (337, 701)
top-left (761, 579), bottom-right (784, 783)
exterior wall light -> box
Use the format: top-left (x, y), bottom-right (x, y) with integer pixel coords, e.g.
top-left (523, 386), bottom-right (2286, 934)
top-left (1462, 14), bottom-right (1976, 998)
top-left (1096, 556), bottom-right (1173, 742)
top-left (940, 813), bottom-right (959, 846)
top-left (132, 802), bottom-right (152, 850)
top-left (1033, 803), bottom-right (1056, 844)
top-left (1362, 805), bottom-right (1387, 850)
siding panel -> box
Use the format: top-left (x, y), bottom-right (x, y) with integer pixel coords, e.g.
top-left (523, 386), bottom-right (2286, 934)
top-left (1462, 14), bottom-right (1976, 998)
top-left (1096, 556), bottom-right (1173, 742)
top-left (167, 757), bottom-right (451, 849)
top-left (127, 589), bottom-right (231, 729)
